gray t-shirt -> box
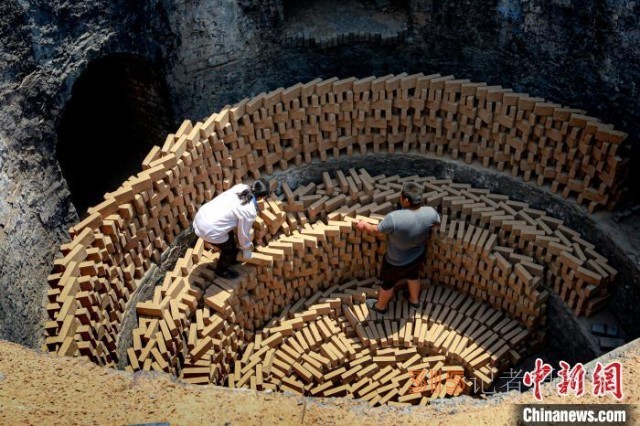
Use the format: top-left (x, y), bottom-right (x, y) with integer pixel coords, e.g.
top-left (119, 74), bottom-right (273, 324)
top-left (377, 206), bottom-right (441, 266)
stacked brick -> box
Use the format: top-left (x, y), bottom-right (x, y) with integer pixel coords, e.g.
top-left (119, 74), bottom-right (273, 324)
top-left (47, 75), bottom-right (622, 377)
top-left (131, 263), bottom-right (528, 405)
top-left (285, 30), bottom-right (410, 49)
top-left (44, 120), bottom-right (213, 365)
top-left (415, 79), bottom-right (628, 212)
top-left (421, 180), bottom-right (616, 317)
top-left (164, 74), bottom-right (624, 212)
top-left (128, 240), bottom-right (250, 383)
top-left (228, 280), bottom-right (495, 406)
top-left (260, 169), bottom-right (611, 321)
top-left (128, 170), bottom-right (614, 403)
top-left (427, 219), bottom-right (548, 330)
top-left (127, 214), bottom-right (381, 383)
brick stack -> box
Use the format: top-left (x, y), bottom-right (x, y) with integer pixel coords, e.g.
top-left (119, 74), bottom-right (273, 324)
top-left (286, 30), bottom-right (410, 49)
top-left (420, 180), bottom-right (616, 317)
top-left (128, 169), bottom-right (618, 403)
top-left (129, 240), bottom-right (249, 383)
top-left (44, 120), bottom-right (213, 365)
top-left (427, 219), bottom-right (548, 329)
top-left (227, 280), bottom-right (511, 406)
top-left (130, 256), bottom-right (529, 405)
top-left (185, 74), bottom-right (625, 212)
top-left (256, 169), bottom-right (611, 320)
top-left (47, 75), bottom-right (622, 377)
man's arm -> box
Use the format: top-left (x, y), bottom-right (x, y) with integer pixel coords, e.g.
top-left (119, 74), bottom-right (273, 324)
top-left (357, 220), bottom-right (383, 236)
top-left (431, 210), bottom-right (441, 232)
top-left (424, 213), bottom-right (441, 244)
top-left (236, 210), bottom-right (255, 250)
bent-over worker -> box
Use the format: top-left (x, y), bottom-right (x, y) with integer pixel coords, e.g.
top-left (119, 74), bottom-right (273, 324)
top-left (193, 179), bottom-right (270, 279)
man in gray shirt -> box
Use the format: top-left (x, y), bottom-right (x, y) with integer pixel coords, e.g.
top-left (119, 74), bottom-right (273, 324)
top-left (357, 182), bottom-right (440, 314)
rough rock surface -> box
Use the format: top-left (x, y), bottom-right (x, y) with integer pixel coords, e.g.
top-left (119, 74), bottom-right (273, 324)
top-left (0, 0), bottom-right (170, 346)
top-left (0, 0), bottom-right (639, 348)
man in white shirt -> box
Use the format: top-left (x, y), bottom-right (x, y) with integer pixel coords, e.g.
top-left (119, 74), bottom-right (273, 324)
top-left (193, 179), bottom-right (270, 279)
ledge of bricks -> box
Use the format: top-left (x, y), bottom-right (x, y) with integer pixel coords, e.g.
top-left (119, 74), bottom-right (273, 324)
top-left (284, 29), bottom-right (410, 49)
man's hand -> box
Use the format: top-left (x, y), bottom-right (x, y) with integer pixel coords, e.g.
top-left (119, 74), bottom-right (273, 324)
top-left (357, 220), bottom-right (382, 236)
top-left (357, 220), bottom-right (369, 232)
top-left (431, 221), bottom-right (441, 234)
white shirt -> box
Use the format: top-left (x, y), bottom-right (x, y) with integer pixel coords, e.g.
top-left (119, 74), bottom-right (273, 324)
top-left (193, 184), bottom-right (257, 250)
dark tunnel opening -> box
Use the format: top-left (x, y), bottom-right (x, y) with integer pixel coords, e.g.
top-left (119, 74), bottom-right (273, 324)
top-left (56, 53), bottom-right (174, 216)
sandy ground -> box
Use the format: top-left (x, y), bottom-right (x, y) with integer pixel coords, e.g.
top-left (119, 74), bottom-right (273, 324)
top-left (0, 340), bottom-right (638, 425)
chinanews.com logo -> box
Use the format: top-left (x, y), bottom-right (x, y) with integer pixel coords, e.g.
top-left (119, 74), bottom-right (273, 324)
top-left (519, 405), bottom-right (630, 424)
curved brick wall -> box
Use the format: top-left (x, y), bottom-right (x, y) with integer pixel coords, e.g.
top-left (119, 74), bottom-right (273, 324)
top-left (124, 170), bottom-right (615, 402)
top-left (45, 74), bottom-right (620, 379)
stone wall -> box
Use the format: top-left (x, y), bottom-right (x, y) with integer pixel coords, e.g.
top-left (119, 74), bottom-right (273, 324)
top-left (0, 0), bottom-right (172, 346)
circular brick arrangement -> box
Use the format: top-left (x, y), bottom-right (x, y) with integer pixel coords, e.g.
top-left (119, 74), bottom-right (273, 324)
top-left (126, 169), bottom-right (614, 405)
top-left (45, 74), bottom-right (621, 405)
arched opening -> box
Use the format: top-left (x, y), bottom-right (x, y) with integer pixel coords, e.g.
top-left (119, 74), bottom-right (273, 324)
top-left (57, 53), bottom-right (174, 215)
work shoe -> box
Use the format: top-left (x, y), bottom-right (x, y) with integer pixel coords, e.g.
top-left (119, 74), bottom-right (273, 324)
top-left (365, 299), bottom-right (388, 315)
top-left (217, 268), bottom-right (239, 280)
top-left (399, 290), bottom-right (421, 310)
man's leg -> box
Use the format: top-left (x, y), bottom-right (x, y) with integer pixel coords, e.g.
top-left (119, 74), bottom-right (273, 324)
top-left (214, 241), bottom-right (234, 274)
top-left (214, 233), bottom-right (239, 275)
top-left (376, 284), bottom-right (395, 311)
top-left (368, 258), bottom-right (397, 314)
top-left (406, 279), bottom-right (421, 305)
top-left (403, 251), bottom-right (426, 307)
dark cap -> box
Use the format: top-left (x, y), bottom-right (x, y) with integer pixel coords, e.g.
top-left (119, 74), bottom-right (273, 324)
top-left (251, 178), bottom-right (270, 198)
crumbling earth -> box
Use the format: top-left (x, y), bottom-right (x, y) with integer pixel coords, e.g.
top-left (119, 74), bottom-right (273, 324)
top-left (0, 338), bottom-right (638, 425)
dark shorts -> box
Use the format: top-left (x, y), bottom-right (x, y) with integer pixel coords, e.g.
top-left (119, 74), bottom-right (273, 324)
top-left (379, 252), bottom-right (426, 290)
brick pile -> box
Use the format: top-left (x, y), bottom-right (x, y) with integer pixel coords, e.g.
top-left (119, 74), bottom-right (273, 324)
top-left (422, 181), bottom-right (617, 317)
top-left (126, 169), bottom-right (616, 404)
top-left (130, 254), bottom-right (528, 404)
top-left (285, 30), bottom-right (410, 49)
top-left (226, 280), bottom-right (526, 406)
top-left (46, 75), bottom-right (622, 377)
